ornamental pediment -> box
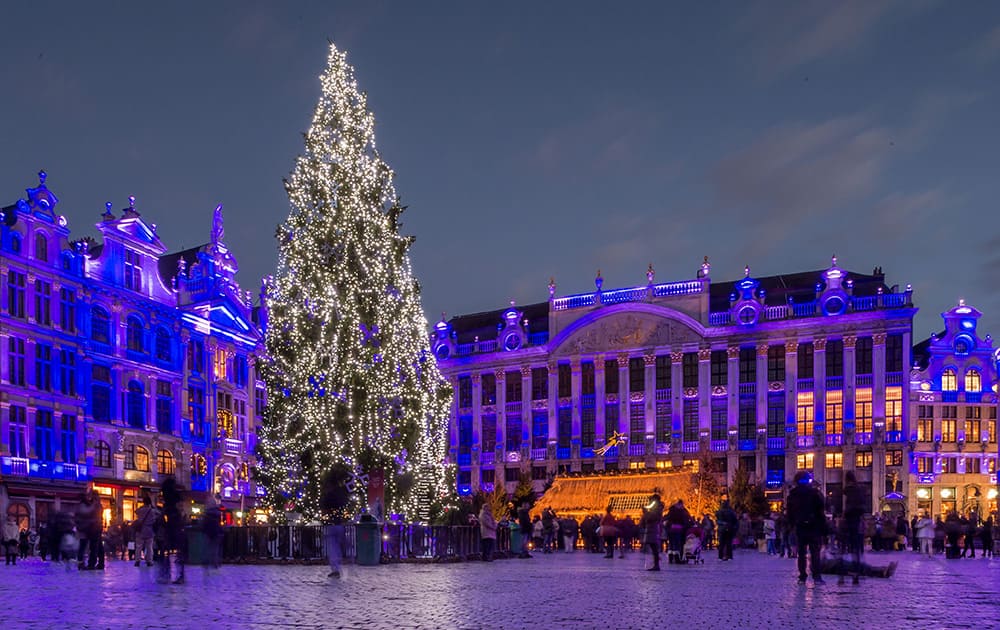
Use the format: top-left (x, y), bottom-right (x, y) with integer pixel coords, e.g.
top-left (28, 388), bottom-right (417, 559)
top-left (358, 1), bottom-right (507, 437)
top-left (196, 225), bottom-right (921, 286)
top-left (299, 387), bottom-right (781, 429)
top-left (556, 312), bottom-right (700, 355)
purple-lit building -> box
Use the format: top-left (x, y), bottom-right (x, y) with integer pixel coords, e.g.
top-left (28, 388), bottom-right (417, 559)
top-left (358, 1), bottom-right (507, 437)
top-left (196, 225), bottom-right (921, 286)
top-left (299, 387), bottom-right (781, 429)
top-left (0, 172), bottom-right (264, 529)
top-left (909, 302), bottom-right (998, 519)
top-left (434, 257), bottom-right (917, 515)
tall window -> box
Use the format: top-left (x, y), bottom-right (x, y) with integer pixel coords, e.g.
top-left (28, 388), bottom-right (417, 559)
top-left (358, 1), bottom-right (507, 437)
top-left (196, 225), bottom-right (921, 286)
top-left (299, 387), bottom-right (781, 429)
top-left (59, 288), bottom-right (76, 332)
top-left (127, 381), bottom-right (145, 428)
top-left (605, 405), bottom-right (620, 443)
top-left (234, 398), bottom-right (247, 440)
top-left (213, 349), bottom-right (228, 381)
top-left (855, 337), bottom-right (873, 374)
top-left (7, 337), bottom-right (25, 386)
top-left (481, 372), bottom-right (496, 404)
top-left (557, 363), bottom-right (571, 398)
top-left (965, 413), bottom-right (982, 443)
top-left (798, 342), bottom-right (814, 379)
top-left (826, 390), bottom-right (844, 434)
top-left (531, 412), bottom-right (547, 449)
top-left (941, 368), bottom-right (957, 392)
top-left (94, 440), bottom-right (111, 468)
top-left (156, 380), bottom-right (173, 434)
top-left (7, 270), bottom-right (26, 318)
top-left (188, 384), bottom-right (205, 437)
top-left (254, 386), bottom-right (266, 418)
top-left (91, 307), bottom-right (111, 344)
top-left (656, 402), bottom-right (671, 443)
top-left (797, 392), bottom-right (814, 436)
top-left (34, 233), bottom-right (48, 262)
top-left (941, 419), bottom-right (957, 442)
top-left (917, 405), bottom-right (933, 442)
top-left (855, 389), bottom-right (872, 433)
top-left (581, 362), bottom-right (595, 396)
top-left (126, 317), bottom-right (144, 352)
top-left (581, 407), bottom-right (595, 447)
top-left (154, 328), bottom-right (171, 362)
top-left (458, 376), bottom-right (472, 408)
top-left (35, 409), bottom-right (55, 460)
top-left (886, 387), bottom-right (903, 432)
top-left (558, 407), bottom-right (572, 449)
top-left (531, 367), bottom-right (548, 400)
top-left (767, 346), bottom-right (785, 382)
top-left (682, 353), bottom-right (698, 388)
top-left (34, 279), bottom-right (52, 326)
top-left (604, 359), bottom-right (619, 394)
top-left (886, 334), bottom-right (903, 373)
top-left (187, 339), bottom-right (205, 375)
top-left (135, 446), bottom-right (150, 471)
top-left (711, 400), bottom-right (727, 441)
top-left (505, 370), bottom-right (521, 401)
top-left (233, 354), bottom-right (248, 388)
top-left (506, 412), bottom-right (522, 451)
top-left (8, 406), bottom-right (27, 458)
top-left (35, 343), bottom-right (53, 391)
top-left (124, 249), bottom-right (142, 291)
top-left (60, 414), bottom-right (77, 462)
top-left (826, 340), bottom-right (844, 377)
top-left (767, 393), bottom-right (784, 438)
top-left (58, 348), bottom-right (77, 396)
top-left (482, 414), bottom-right (497, 452)
top-left (797, 452), bottom-right (814, 470)
top-left (656, 355), bottom-right (671, 390)
top-left (91, 364), bottom-right (112, 422)
top-left (629, 357), bottom-right (645, 392)
top-left (739, 348), bottom-right (755, 383)
top-left (682, 400), bottom-right (699, 441)
top-left (157, 449), bottom-right (175, 475)
top-left (738, 398), bottom-right (755, 440)
top-left (965, 369), bottom-right (981, 392)
top-left (710, 350), bottom-right (727, 386)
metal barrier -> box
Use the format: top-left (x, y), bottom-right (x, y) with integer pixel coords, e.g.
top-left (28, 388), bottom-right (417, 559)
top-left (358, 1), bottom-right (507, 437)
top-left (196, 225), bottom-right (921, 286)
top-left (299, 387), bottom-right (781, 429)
top-left (219, 524), bottom-right (511, 564)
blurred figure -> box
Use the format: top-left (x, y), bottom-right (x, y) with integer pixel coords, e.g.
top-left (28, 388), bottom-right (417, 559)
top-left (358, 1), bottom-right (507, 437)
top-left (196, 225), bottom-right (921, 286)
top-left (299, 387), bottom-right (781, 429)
top-left (320, 466), bottom-right (349, 577)
top-left (203, 494), bottom-right (223, 569)
top-left (517, 502), bottom-right (533, 559)
top-left (842, 471), bottom-right (866, 584)
top-left (640, 494), bottom-right (663, 571)
top-left (37, 521), bottom-right (49, 561)
top-left (786, 471), bottom-right (826, 584)
top-left (158, 476), bottom-right (187, 584)
top-left (600, 507), bottom-right (618, 559)
top-left (915, 512), bottom-right (934, 557)
top-left (665, 499), bottom-right (690, 564)
top-left (133, 495), bottom-right (158, 567)
top-left (715, 500), bottom-right (737, 561)
top-left (478, 503), bottom-right (497, 562)
top-left (980, 515), bottom-right (994, 559)
top-left (560, 515), bottom-right (579, 553)
top-left (3, 516), bottom-right (19, 565)
top-left (75, 489), bottom-right (103, 570)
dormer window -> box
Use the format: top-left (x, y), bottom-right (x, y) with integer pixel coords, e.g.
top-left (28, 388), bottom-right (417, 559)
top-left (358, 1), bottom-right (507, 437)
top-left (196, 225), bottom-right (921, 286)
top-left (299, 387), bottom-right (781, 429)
top-left (125, 249), bottom-right (143, 291)
top-left (34, 233), bottom-right (48, 262)
top-left (942, 368), bottom-right (957, 392)
top-left (965, 369), bottom-right (981, 392)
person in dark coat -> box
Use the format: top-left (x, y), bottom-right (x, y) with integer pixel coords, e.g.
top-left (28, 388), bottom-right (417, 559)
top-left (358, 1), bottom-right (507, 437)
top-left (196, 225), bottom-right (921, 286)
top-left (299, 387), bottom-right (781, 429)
top-left (665, 499), bottom-right (691, 564)
top-left (640, 494), bottom-right (664, 571)
top-left (517, 502), bottom-right (532, 558)
top-left (715, 500), bottom-right (738, 561)
top-left (961, 511), bottom-right (978, 558)
top-left (75, 489), bottom-right (103, 570)
top-left (786, 471), bottom-right (826, 584)
top-left (980, 515), bottom-right (994, 559)
top-left (158, 476), bottom-right (187, 583)
top-left (842, 471), bottom-right (866, 583)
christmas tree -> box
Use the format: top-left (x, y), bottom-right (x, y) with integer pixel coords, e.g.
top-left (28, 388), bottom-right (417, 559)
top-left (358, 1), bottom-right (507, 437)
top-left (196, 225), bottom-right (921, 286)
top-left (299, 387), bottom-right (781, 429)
top-left (257, 42), bottom-right (452, 522)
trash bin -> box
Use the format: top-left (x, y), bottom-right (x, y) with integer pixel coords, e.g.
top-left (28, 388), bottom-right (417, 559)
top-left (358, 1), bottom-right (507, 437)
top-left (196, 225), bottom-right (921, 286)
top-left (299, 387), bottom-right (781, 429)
top-left (187, 527), bottom-right (208, 565)
top-left (355, 522), bottom-right (381, 566)
top-left (509, 523), bottom-right (521, 555)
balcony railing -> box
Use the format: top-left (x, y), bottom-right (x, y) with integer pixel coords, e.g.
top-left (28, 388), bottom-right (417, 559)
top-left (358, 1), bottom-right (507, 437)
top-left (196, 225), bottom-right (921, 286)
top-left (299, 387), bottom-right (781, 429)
top-left (556, 447), bottom-right (571, 460)
top-left (655, 388), bottom-right (671, 401)
top-left (856, 374), bottom-right (872, 387)
top-left (826, 376), bottom-right (843, 390)
top-left (886, 372), bottom-right (903, 385)
top-left (531, 448), bottom-right (547, 461)
top-left (738, 439), bottom-right (756, 451)
top-left (738, 383), bottom-right (755, 395)
top-left (505, 402), bottom-right (522, 414)
top-left (682, 441), bottom-right (699, 453)
top-left (767, 437), bottom-right (785, 450)
top-left (655, 443), bottom-right (671, 455)
top-left (796, 435), bottom-right (815, 448)
top-left (480, 452), bottom-right (494, 465)
top-left (706, 291), bottom-right (911, 327)
top-left (1, 457), bottom-right (89, 481)
top-left (628, 443), bottom-right (646, 457)
top-left (224, 438), bottom-right (242, 455)
top-left (711, 440), bottom-right (728, 452)
top-left (886, 431), bottom-right (904, 443)
top-left (797, 378), bottom-right (814, 392)
top-left (825, 434), bottom-right (843, 446)
top-left (854, 432), bottom-right (873, 445)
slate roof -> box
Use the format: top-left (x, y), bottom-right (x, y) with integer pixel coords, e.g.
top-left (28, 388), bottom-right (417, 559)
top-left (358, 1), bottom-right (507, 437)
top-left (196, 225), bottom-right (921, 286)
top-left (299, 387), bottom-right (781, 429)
top-left (157, 244), bottom-right (206, 286)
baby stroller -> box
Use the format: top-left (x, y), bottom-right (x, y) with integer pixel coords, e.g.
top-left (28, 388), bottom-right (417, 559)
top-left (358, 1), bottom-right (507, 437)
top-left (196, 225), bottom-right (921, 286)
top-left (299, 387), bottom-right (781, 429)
top-left (680, 527), bottom-right (704, 565)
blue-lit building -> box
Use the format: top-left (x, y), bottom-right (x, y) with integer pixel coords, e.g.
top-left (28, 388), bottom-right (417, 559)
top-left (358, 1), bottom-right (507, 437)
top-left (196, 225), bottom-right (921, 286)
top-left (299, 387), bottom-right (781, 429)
top-left (909, 302), bottom-right (998, 519)
top-left (434, 257), bottom-right (921, 515)
top-left (1, 172), bottom-right (264, 529)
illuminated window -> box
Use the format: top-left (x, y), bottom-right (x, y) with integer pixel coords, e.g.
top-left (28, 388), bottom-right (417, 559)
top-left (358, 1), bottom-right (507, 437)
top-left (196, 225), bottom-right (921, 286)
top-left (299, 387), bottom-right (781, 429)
top-left (825, 452), bottom-right (842, 469)
top-left (826, 390), bottom-right (843, 434)
top-left (796, 392), bottom-right (814, 436)
top-left (965, 418), bottom-right (981, 442)
top-left (855, 451), bottom-right (873, 468)
top-left (796, 453), bottom-right (814, 470)
top-left (629, 461), bottom-right (646, 470)
top-left (916, 457), bottom-right (933, 474)
top-left (885, 387), bottom-right (903, 432)
top-left (854, 388), bottom-right (872, 433)
top-left (157, 449), bottom-right (175, 475)
top-left (124, 249), bottom-right (142, 292)
top-left (941, 458), bottom-right (957, 474)
top-left (965, 370), bottom-right (981, 392)
top-left (885, 450), bottom-right (902, 466)
top-left (941, 419), bottom-right (957, 442)
top-left (917, 418), bottom-right (933, 442)
top-left (214, 349), bottom-right (228, 381)
top-left (126, 317), bottom-right (144, 352)
top-left (683, 459), bottom-right (699, 472)
top-left (942, 369), bottom-right (957, 392)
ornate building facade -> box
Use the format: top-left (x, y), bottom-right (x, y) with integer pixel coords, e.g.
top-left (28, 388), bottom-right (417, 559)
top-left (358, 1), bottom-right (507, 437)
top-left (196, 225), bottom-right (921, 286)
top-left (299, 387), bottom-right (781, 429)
top-left (909, 303), bottom-right (998, 518)
top-left (434, 258), bottom-right (918, 515)
top-left (0, 172), bottom-right (264, 528)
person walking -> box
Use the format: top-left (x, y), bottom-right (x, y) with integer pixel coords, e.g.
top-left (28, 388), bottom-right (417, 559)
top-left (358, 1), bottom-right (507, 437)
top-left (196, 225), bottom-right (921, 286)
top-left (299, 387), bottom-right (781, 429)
top-left (203, 494), bottom-right (224, 569)
top-left (715, 500), bottom-right (738, 561)
top-left (600, 507), bottom-right (618, 559)
top-left (640, 494), bottom-right (663, 571)
top-left (133, 496), bottom-right (157, 567)
top-left (517, 502), bottom-right (533, 559)
top-left (842, 471), bottom-right (866, 583)
top-left (980, 515), bottom-right (994, 559)
top-left (3, 516), bottom-right (19, 565)
top-left (319, 467), bottom-right (350, 578)
top-left (701, 514), bottom-right (716, 551)
top-left (786, 471), bottom-right (826, 584)
top-left (75, 489), bottom-right (103, 570)
top-left (665, 499), bottom-right (691, 564)
top-left (158, 476), bottom-right (187, 584)
top-left (764, 513), bottom-right (777, 555)
top-left (961, 513), bottom-right (977, 558)
top-left (560, 516), bottom-right (579, 553)
top-left (479, 504), bottom-right (497, 562)
top-left (915, 512), bottom-right (934, 557)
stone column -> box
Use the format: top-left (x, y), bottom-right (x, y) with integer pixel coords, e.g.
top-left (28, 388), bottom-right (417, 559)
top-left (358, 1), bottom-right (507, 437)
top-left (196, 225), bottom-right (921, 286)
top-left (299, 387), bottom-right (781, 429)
top-left (670, 351), bottom-right (683, 466)
top-left (617, 353), bottom-right (630, 443)
top-left (471, 373), bottom-right (482, 491)
top-left (784, 341), bottom-right (799, 484)
top-left (547, 362), bottom-right (558, 469)
top-left (726, 346), bottom-right (739, 486)
top-left (571, 356), bottom-right (582, 462)
top-left (813, 338), bottom-right (827, 488)
top-left (448, 375), bottom-right (460, 465)
top-left (644, 353), bottom-right (656, 464)
top-left (698, 348), bottom-right (711, 444)
top-left (756, 343), bottom-right (768, 480)
top-left (520, 366), bottom-right (532, 463)
top-left (594, 354), bottom-right (606, 470)
top-left (494, 369), bottom-right (506, 480)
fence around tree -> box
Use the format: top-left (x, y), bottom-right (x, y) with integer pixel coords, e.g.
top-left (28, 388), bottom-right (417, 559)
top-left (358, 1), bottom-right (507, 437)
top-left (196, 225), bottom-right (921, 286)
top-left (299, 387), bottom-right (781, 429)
top-left (214, 524), bottom-right (513, 563)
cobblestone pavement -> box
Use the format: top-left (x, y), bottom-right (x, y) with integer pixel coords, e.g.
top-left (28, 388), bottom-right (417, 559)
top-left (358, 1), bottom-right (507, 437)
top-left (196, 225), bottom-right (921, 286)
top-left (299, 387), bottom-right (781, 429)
top-left (1, 549), bottom-right (997, 629)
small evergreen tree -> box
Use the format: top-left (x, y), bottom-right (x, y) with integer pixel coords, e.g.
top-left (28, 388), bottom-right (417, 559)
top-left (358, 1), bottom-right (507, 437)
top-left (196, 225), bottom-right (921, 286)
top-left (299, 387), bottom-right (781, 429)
top-left (511, 471), bottom-right (536, 508)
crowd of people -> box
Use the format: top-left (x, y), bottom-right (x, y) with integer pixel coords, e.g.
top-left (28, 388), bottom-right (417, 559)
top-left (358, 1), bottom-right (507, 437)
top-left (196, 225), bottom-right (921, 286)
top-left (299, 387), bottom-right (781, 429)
top-left (1, 477), bottom-right (224, 584)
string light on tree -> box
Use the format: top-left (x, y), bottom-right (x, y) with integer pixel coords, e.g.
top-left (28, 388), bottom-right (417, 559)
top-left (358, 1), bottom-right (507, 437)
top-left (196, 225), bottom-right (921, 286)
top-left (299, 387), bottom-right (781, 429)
top-left (256, 42), bottom-right (453, 522)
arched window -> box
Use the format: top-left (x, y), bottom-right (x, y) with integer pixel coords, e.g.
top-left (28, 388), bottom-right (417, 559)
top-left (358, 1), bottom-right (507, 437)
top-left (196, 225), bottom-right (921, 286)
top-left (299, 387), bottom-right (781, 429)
top-left (7, 503), bottom-right (30, 531)
top-left (126, 316), bottom-right (144, 352)
top-left (127, 380), bottom-right (145, 428)
top-left (95, 440), bottom-right (111, 468)
top-left (91, 307), bottom-right (111, 344)
top-left (34, 233), bottom-right (48, 262)
top-left (154, 328), bottom-right (171, 362)
top-left (942, 368), bottom-right (957, 392)
top-left (134, 445), bottom-right (150, 472)
top-left (157, 449), bottom-right (175, 475)
top-left (965, 369), bottom-right (981, 392)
